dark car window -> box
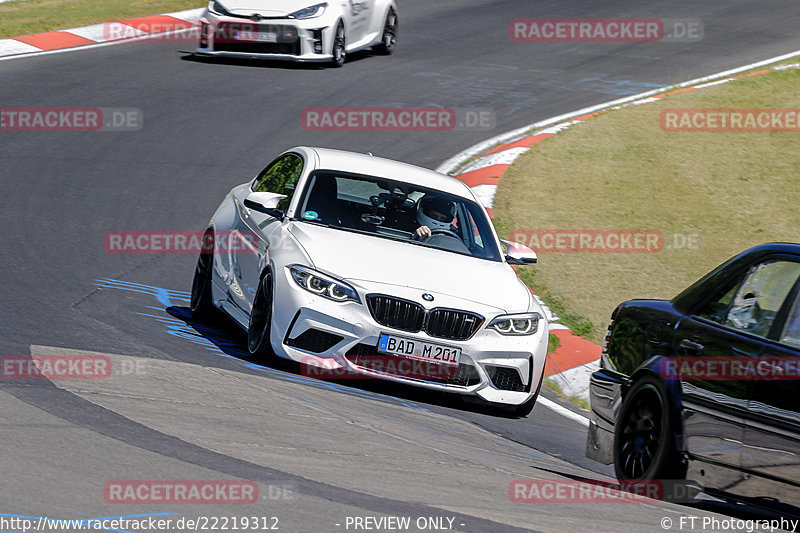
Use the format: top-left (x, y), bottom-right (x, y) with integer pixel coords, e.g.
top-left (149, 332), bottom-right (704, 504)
top-left (780, 295), bottom-right (800, 348)
top-left (295, 171), bottom-right (502, 261)
top-left (695, 279), bottom-right (739, 324)
top-left (699, 260), bottom-right (800, 339)
top-left (252, 153), bottom-right (304, 211)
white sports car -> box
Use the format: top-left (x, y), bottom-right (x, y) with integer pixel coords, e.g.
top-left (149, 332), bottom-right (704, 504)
top-left (191, 147), bottom-right (548, 416)
top-left (197, 0), bottom-right (397, 66)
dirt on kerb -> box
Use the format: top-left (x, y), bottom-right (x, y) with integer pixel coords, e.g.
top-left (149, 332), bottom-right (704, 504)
top-left (494, 62), bottom-right (800, 343)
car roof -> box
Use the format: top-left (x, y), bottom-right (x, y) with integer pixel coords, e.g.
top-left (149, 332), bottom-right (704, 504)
top-left (303, 147), bottom-right (475, 199)
top-left (672, 241), bottom-right (800, 312)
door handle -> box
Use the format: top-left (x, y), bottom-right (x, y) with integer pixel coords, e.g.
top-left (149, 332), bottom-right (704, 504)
top-left (680, 338), bottom-right (704, 353)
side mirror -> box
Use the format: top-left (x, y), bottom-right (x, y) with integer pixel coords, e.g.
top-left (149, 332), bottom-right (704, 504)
top-left (244, 191), bottom-right (287, 220)
top-left (500, 239), bottom-right (537, 265)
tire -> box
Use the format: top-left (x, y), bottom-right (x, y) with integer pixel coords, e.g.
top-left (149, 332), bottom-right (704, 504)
top-left (247, 271), bottom-right (275, 363)
top-left (512, 373), bottom-right (543, 417)
top-left (190, 229), bottom-right (215, 318)
top-left (613, 376), bottom-right (686, 482)
top-left (331, 22), bottom-right (346, 67)
top-left (374, 8), bottom-right (397, 55)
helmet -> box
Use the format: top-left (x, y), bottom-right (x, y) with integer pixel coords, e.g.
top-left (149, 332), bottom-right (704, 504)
top-left (417, 195), bottom-right (456, 232)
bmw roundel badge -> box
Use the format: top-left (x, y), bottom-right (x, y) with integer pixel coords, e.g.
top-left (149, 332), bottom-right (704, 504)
top-left (422, 293), bottom-right (434, 302)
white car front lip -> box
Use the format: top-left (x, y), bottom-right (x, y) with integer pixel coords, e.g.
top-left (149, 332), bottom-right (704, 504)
top-left (270, 266), bottom-right (549, 406)
top-left (197, 11), bottom-right (334, 59)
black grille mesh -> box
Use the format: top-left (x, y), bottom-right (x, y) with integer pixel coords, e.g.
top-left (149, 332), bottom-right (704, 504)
top-left (366, 295), bottom-right (483, 340)
top-left (286, 329), bottom-right (343, 353)
top-left (366, 296), bottom-right (426, 333)
top-left (486, 365), bottom-right (525, 392)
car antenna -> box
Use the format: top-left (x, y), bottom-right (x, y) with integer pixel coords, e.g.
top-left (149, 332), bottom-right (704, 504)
top-left (367, 152), bottom-right (373, 156)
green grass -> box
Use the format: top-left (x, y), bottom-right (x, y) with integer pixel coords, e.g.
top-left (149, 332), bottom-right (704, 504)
top-left (547, 332), bottom-right (561, 353)
top-left (543, 378), bottom-right (590, 410)
top-left (495, 62), bottom-right (800, 344)
top-left (515, 265), bottom-right (595, 338)
top-left (0, 0), bottom-right (204, 38)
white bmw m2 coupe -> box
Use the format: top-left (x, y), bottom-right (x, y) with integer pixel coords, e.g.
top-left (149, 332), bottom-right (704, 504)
top-left (191, 147), bottom-right (548, 416)
top-left (197, 0), bottom-right (397, 66)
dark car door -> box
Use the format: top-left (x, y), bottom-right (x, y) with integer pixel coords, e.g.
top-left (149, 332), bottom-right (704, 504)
top-left (673, 312), bottom-right (760, 472)
top-left (739, 260), bottom-right (800, 504)
top-left (673, 258), bottom-right (800, 473)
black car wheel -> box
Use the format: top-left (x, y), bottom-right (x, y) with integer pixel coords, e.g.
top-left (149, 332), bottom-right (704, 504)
top-left (375, 8), bottom-right (397, 55)
top-left (331, 22), bottom-right (346, 67)
top-left (190, 229), bottom-right (215, 317)
top-left (614, 376), bottom-right (686, 481)
top-left (248, 271), bottom-right (275, 362)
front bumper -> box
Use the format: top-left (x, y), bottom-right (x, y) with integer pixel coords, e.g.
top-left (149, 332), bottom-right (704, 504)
top-left (197, 10), bottom-right (337, 61)
top-left (269, 268), bottom-right (549, 407)
top-left (586, 368), bottom-right (625, 464)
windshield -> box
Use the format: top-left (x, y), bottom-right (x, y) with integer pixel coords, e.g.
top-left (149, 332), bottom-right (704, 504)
top-left (294, 170), bottom-right (503, 262)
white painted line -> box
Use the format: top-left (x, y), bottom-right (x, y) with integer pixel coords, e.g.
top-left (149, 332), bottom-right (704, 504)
top-left (0, 9), bottom-right (203, 62)
top-left (167, 8), bottom-right (205, 22)
top-left (0, 25), bottom-right (196, 62)
top-left (436, 48), bottom-right (800, 175)
top-left (631, 97), bottom-right (662, 106)
top-left (538, 397), bottom-right (590, 427)
top-left (0, 39), bottom-right (41, 55)
top-left (537, 121), bottom-right (579, 135)
top-left (62, 23), bottom-right (111, 43)
top-left (694, 78), bottom-right (734, 89)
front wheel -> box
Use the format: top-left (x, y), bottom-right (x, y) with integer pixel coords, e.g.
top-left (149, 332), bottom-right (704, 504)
top-left (374, 8), bottom-right (397, 55)
top-left (190, 229), bottom-right (215, 317)
top-left (247, 271), bottom-right (275, 363)
top-left (331, 22), bottom-right (346, 67)
top-left (614, 376), bottom-right (686, 482)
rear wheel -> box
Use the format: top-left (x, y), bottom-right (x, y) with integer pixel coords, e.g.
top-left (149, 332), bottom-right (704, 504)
top-left (331, 22), bottom-right (346, 67)
top-left (190, 229), bottom-right (215, 317)
top-left (614, 377), bottom-right (686, 482)
top-left (374, 8), bottom-right (397, 55)
top-left (248, 271), bottom-right (275, 363)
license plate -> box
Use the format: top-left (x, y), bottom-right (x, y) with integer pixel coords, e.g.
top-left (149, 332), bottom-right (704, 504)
top-left (377, 333), bottom-right (460, 366)
top-left (234, 30), bottom-right (277, 42)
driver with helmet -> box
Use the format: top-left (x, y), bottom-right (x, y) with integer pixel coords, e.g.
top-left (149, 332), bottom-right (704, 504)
top-left (414, 195), bottom-right (457, 240)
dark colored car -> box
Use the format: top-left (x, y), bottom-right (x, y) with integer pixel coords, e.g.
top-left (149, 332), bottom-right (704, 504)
top-left (586, 243), bottom-right (800, 510)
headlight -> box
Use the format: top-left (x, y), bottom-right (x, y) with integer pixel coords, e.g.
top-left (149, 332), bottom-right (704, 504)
top-left (289, 2), bottom-right (327, 19)
top-left (488, 313), bottom-right (541, 336)
top-left (289, 265), bottom-right (360, 303)
top-left (208, 0), bottom-right (232, 16)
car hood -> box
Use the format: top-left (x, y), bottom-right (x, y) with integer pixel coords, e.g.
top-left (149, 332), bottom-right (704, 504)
top-left (288, 222), bottom-right (532, 313)
top-left (217, 0), bottom-right (319, 17)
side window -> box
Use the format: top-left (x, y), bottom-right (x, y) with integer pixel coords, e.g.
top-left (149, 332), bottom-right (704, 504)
top-left (695, 279), bottom-right (739, 324)
top-left (781, 296), bottom-right (800, 348)
top-left (698, 260), bottom-right (800, 338)
top-left (252, 153), bottom-right (304, 211)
